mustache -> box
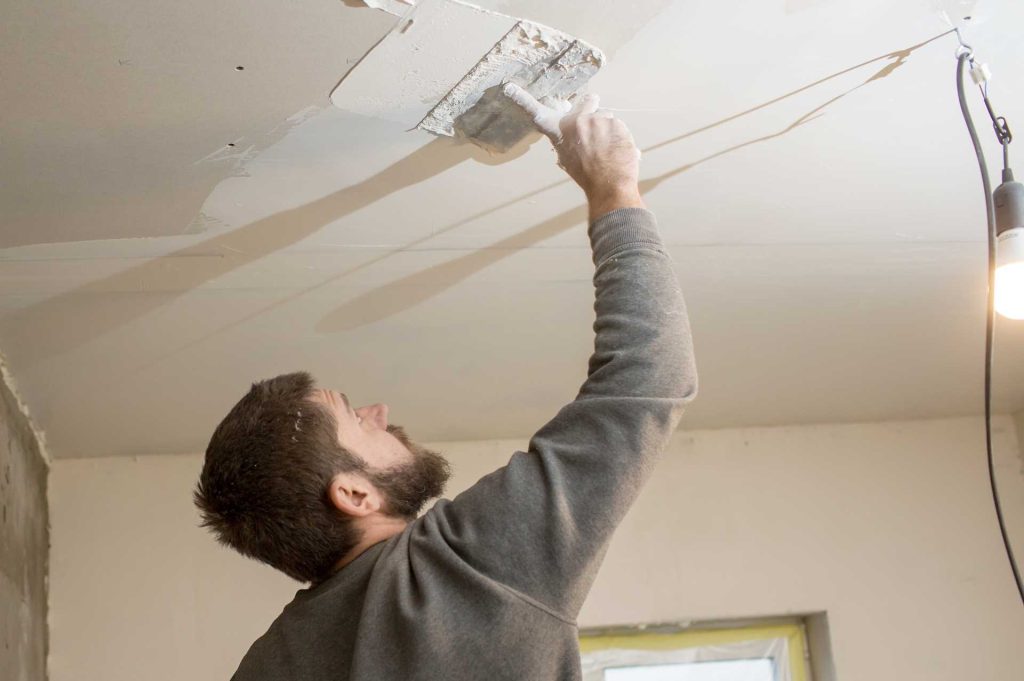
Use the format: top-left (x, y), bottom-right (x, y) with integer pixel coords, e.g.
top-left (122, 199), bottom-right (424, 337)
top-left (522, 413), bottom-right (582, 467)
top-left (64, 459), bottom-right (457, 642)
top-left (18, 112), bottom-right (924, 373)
top-left (386, 424), bottom-right (412, 448)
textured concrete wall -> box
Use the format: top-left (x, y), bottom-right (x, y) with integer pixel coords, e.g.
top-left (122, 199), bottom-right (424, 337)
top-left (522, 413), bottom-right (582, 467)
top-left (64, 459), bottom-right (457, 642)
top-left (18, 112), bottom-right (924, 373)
top-left (0, 375), bottom-right (48, 681)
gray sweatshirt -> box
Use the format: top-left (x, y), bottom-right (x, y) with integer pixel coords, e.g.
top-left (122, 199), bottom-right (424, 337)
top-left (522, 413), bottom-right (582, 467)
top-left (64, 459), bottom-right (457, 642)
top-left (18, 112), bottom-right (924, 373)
top-left (232, 208), bottom-right (697, 681)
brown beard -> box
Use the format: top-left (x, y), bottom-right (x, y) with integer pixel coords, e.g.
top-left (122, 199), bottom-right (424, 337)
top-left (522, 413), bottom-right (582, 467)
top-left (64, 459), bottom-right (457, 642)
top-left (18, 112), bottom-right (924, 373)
top-left (363, 425), bottom-right (452, 519)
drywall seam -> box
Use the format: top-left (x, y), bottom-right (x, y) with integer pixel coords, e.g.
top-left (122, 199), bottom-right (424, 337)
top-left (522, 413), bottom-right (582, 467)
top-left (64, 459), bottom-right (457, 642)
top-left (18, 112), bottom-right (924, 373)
top-left (0, 350), bottom-right (52, 467)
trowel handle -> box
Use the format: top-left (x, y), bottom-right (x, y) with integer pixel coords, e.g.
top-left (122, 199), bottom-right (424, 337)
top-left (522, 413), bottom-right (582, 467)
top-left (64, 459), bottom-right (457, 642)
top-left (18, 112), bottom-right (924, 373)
top-left (503, 83), bottom-right (589, 143)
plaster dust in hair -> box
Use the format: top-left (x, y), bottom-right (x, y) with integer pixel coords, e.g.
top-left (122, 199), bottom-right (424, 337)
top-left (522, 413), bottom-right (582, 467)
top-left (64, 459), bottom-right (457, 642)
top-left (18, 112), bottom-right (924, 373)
top-left (331, 0), bottom-right (603, 153)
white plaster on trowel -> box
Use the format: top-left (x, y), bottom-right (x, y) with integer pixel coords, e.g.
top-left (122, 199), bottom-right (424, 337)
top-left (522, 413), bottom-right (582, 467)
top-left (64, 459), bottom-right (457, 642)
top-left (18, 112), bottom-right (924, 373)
top-left (331, 0), bottom-right (602, 152)
top-left (418, 21), bottom-right (602, 139)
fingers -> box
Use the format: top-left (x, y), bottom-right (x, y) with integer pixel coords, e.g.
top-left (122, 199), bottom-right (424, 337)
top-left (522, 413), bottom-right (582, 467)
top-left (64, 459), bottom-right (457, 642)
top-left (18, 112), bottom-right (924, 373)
top-left (572, 92), bottom-right (600, 116)
top-left (502, 83), bottom-right (544, 116)
top-left (539, 96), bottom-right (573, 116)
top-left (502, 83), bottom-right (563, 142)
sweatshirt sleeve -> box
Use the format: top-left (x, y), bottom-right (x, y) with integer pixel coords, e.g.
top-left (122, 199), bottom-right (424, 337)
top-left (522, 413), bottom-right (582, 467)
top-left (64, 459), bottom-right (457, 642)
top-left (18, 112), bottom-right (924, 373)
top-left (431, 207), bottom-right (698, 620)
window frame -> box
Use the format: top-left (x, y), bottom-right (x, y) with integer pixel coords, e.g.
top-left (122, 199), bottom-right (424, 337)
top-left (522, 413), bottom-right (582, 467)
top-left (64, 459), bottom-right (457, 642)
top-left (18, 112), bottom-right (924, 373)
top-left (579, 620), bottom-right (811, 681)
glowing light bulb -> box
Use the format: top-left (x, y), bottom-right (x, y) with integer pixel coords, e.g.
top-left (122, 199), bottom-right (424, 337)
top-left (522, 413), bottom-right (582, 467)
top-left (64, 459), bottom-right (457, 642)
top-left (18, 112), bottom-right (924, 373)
top-left (994, 178), bottom-right (1024, 319)
top-left (995, 262), bottom-right (1024, 320)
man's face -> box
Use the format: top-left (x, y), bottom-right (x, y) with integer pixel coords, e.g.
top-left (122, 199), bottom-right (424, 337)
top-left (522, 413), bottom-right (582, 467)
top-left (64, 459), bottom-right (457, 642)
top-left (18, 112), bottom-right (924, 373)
top-left (311, 388), bottom-right (409, 469)
top-left (309, 388), bottom-right (451, 518)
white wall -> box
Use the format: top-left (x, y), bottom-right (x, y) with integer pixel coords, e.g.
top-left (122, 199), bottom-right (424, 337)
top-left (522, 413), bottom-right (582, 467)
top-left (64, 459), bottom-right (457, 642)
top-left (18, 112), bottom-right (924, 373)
top-left (49, 416), bottom-right (1024, 681)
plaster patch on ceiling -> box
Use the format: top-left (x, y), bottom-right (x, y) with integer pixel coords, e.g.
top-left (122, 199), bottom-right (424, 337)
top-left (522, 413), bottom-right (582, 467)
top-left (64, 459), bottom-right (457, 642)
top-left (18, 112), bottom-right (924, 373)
top-left (193, 106), bottom-right (323, 167)
top-left (355, 0), bottom-right (416, 16)
top-left (330, 0), bottom-right (521, 127)
top-left (331, 0), bottom-right (602, 152)
top-left (420, 23), bottom-right (603, 153)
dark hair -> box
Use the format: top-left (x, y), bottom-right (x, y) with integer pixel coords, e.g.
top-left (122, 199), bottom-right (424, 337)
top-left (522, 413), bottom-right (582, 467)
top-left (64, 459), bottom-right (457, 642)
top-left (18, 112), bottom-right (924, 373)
top-left (193, 371), bottom-right (365, 583)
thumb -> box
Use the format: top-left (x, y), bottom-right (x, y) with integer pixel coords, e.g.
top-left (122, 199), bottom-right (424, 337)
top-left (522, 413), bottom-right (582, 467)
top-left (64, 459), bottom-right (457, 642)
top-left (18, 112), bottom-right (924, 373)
top-left (571, 92), bottom-right (600, 116)
top-left (502, 83), bottom-right (564, 143)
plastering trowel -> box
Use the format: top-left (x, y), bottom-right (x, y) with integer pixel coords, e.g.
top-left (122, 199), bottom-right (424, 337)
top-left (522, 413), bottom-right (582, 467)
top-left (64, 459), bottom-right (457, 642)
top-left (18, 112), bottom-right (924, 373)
top-left (330, 0), bottom-right (604, 153)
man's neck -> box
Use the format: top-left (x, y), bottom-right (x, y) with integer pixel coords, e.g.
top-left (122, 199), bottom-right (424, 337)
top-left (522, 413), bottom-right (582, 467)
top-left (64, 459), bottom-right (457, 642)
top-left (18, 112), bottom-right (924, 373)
top-left (332, 515), bottom-right (409, 572)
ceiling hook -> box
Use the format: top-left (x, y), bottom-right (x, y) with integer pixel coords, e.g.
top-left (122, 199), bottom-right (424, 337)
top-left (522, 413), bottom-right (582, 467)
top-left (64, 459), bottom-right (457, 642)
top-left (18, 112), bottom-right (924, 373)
top-left (954, 27), bottom-right (973, 59)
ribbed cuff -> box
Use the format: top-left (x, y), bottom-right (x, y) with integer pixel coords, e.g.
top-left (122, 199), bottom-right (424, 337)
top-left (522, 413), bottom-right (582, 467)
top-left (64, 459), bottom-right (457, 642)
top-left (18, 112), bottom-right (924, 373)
top-left (588, 208), bottom-right (663, 266)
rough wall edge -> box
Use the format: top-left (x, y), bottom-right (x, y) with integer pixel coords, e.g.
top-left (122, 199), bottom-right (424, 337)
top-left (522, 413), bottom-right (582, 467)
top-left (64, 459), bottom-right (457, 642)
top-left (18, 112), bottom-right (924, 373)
top-left (0, 351), bottom-right (53, 467)
top-left (0, 349), bottom-right (51, 681)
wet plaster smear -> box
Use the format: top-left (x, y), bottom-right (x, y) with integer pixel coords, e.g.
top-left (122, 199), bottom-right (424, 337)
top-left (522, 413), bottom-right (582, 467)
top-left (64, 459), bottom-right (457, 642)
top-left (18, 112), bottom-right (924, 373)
top-left (337, 0), bottom-right (606, 152)
top-left (341, 0), bottom-right (678, 116)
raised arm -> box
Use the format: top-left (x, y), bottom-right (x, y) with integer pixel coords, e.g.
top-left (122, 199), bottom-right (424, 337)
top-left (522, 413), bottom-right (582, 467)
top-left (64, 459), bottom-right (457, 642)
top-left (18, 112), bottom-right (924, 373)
top-left (429, 87), bottom-right (698, 619)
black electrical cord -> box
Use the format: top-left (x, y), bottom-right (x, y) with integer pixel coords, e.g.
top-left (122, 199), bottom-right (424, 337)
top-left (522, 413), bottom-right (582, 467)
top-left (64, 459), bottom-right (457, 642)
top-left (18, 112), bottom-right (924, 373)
top-left (956, 52), bottom-right (1024, 606)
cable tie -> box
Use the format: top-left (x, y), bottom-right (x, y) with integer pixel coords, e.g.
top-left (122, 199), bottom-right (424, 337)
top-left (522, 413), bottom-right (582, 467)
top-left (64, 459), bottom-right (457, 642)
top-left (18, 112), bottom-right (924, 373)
top-left (971, 61), bottom-right (992, 85)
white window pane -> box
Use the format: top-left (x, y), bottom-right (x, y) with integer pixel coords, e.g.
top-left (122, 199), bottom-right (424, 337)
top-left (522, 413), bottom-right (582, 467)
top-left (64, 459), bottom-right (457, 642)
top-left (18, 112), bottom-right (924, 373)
top-left (605, 659), bottom-right (774, 681)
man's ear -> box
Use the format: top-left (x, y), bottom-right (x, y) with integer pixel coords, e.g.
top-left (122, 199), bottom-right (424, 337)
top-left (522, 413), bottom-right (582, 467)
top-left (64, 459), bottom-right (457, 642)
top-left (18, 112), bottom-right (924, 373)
top-left (328, 472), bottom-right (383, 518)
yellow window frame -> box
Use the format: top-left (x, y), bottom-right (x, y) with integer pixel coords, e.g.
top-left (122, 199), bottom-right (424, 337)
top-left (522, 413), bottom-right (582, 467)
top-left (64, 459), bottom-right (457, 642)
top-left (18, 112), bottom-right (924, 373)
top-left (579, 622), bottom-right (809, 681)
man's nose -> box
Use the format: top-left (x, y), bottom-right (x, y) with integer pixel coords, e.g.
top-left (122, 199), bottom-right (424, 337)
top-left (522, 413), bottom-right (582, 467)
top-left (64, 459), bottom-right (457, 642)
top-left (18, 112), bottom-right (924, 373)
top-left (355, 404), bottom-right (388, 429)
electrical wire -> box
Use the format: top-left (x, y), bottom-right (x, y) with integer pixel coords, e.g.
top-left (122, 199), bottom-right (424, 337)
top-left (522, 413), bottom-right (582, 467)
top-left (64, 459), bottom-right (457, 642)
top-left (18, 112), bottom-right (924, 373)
top-left (956, 52), bottom-right (1024, 606)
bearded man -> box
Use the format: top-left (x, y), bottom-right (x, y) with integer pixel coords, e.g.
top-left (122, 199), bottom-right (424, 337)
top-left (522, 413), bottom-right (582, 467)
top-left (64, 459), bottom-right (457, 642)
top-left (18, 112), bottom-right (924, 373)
top-left (194, 85), bottom-right (697, 681)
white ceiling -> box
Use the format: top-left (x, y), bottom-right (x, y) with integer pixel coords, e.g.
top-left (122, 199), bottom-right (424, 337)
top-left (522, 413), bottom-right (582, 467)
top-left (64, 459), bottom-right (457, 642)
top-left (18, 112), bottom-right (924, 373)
top-left (3, 0), bottom-right (1024, 459)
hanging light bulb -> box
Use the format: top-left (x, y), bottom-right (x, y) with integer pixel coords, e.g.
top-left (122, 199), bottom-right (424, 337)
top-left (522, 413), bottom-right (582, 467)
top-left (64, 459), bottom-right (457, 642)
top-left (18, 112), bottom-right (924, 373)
top-left (956, 42), bottom-right (1019, 320)
top-left (994, 171), bottom-right (1024, 319)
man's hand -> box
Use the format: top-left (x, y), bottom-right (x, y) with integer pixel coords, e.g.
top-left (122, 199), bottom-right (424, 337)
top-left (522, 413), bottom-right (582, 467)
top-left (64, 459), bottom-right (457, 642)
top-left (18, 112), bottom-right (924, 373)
top-left (503, 83), bottom-right (645, 222)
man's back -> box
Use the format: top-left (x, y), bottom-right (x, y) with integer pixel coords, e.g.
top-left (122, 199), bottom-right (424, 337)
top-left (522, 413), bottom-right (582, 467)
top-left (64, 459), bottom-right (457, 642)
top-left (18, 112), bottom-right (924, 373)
top-left (232, 206), bottom-right (697, 680)
top-left (235, 502), bottom-right (582, 680)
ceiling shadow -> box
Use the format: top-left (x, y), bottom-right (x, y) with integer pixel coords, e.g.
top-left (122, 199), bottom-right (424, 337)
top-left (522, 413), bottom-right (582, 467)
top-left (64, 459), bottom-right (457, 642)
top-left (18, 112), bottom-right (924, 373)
top-left (642, 29), bottom-right (952, 156)
top-left (311, 31), bottom-right (951, 332)
top-left (6, 30), bottom-right (953, 375)
top-left (0, 135), bottom-right (536, 367)
top-left (125, 29), bottom-right (956, 373)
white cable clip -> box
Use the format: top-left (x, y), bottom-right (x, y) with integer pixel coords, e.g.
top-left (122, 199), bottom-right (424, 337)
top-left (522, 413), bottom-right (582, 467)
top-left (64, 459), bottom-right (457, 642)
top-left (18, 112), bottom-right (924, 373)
top-left (971, 61), bottom-right (992, 85)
